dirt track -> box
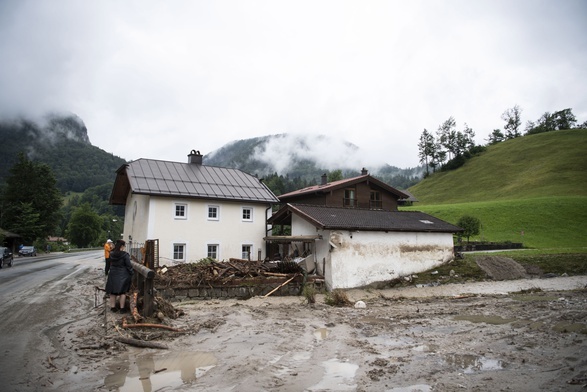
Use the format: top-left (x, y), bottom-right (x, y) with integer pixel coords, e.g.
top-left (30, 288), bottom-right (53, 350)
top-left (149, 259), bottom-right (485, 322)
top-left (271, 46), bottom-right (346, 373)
top-left (33, 267), bottom-right (586, 392)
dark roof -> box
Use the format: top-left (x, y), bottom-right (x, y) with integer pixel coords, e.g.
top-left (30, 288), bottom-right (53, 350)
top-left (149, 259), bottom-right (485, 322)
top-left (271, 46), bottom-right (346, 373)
top-left (278, 174), bottom-right (408, 201)
top-left (110, 159), bottom-right (279, 205)
top-left (268, 204), bottom-right (463, 233)
top-left (398, 189), bottom-right (419, 202)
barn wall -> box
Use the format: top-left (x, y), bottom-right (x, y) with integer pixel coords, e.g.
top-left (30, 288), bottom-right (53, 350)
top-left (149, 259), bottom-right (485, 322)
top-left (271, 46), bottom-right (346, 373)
top-left (327, 230), bottom-right (455, 289)
top-left (292, 212), bottom-right (455, 289)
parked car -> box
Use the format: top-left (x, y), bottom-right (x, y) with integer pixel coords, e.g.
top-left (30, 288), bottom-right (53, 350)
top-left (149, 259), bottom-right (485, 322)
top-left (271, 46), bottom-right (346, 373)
top-left (0, 247), bottom-right (14, 268)
top-left (19, 246), bottom-right (37, 257)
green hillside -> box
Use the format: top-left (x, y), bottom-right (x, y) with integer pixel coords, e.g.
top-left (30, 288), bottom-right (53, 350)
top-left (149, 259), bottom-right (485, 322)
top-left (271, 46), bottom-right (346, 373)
top-left (405, 129), bottom-right (587, 249)
top-left (409, 129), bottom-right (587, 204)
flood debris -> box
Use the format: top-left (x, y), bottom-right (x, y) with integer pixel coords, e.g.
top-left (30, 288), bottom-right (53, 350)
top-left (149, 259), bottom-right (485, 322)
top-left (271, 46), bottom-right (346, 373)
top-left (154, 258), bottom-right (305, 288)
top-left (114, 336), bottom-right (168, 350)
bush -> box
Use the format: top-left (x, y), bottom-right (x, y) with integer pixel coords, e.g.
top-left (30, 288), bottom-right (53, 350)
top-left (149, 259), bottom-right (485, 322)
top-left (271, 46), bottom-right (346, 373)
top-left (302, 285), bottom-right (317, 304)
top-left (325, 289), bottom-right (352, 307)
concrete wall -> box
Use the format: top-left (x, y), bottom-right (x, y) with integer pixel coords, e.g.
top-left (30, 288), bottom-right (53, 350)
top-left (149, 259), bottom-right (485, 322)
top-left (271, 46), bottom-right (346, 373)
top-left (327, 230), bottom-right (455, 289)
top-left (156, 279), bottom-right (310, 300)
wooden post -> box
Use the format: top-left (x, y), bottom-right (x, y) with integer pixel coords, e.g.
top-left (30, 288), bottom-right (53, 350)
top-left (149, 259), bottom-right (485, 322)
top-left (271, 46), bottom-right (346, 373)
top-left (144, 277), bottom-right (154, 317)
top-left (130, 261), bottom-right (155, 318)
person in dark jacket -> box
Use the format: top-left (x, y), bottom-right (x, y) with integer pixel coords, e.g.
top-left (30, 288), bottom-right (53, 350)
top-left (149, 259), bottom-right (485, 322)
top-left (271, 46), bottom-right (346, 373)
top-left (105, 239), bottom-right (133, 313)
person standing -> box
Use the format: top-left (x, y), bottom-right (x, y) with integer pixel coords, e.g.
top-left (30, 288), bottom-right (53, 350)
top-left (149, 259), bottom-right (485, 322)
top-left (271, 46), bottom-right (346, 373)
top-left (105, 239), bottom-right (133, 313)
top-left (104, 239), bottom-right (114, 275)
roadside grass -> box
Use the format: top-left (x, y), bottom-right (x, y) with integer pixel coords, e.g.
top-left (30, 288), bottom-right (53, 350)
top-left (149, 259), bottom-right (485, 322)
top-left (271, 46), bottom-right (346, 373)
top-left (401, 196), bottom-right (587, 250)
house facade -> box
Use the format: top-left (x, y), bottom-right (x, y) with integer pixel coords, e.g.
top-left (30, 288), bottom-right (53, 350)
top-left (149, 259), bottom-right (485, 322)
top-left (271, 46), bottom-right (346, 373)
top-left (268, 170), bottom-right (462, 289)
top-left (110, 150), bottom-right (279, 264)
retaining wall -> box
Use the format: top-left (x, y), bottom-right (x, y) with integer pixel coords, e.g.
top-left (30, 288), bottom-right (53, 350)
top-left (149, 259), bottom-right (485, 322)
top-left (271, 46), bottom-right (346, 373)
top-left (155, 277), bottom-right (323, 300)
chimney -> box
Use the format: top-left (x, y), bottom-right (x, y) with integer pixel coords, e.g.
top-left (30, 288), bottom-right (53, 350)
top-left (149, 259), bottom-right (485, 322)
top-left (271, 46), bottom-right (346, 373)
top-left (321, 173), bottom-right (328, 185)
top-left (361, 167), bottom-right (368, 175)
top-left (188, 149), bottom-right (203, 165)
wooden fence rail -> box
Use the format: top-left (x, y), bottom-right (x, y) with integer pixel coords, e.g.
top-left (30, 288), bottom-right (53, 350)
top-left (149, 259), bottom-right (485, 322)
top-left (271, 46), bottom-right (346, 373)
top-left (131, 260), bottom-right (155, 317)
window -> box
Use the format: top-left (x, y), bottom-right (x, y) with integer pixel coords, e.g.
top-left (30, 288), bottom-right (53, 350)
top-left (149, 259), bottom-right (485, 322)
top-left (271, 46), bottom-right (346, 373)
top-left (208, 205), bottom-right (219, 220)
top-left (207, 244), bottom-right (219, 259)
top-left (242, 244), bottom-right (252, 260)
top-left (175, 203), bottom-right (187, 219)
top-left (343, 188), bottom-right (356, 207)
top-left (173, 244), bottom-right (186, 261)
top-left (242, 207), bottom-right (253, 221)
top-left (370, 191), bottom-right (382, 209)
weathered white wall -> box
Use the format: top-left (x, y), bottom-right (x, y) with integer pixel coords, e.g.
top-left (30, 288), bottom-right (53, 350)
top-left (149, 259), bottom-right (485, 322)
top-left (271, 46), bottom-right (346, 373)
top-left (124, 194), bottom-right (271, 263)
top-left (327, 230), bottom-right (455, 289)
top-left (291, 215), bottom-right (455, 289)
top-left (123, 193), bottom-right (150, 245)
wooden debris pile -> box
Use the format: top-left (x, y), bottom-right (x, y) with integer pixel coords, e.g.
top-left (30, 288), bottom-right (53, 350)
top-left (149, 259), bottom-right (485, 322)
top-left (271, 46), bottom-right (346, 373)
top-left (154, 258), bottom-right (303, 287)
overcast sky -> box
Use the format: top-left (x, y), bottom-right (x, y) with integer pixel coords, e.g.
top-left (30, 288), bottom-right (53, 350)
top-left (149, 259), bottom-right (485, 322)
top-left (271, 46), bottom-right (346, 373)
top-left (1, 0), bottom-right (586, 169)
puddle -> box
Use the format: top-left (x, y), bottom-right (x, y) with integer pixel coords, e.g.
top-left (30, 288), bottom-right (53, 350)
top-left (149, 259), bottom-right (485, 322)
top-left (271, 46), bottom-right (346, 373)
top-left (442, 353), bottom-right (504, 373)
top-left (511, 294), bottom-right (559, 302)
top-left (552, 321), bottom-right (587, 334)
top-left (456, 315), bottom-right (587, 334)
top-left (366, 334), bottom-right (414, 348)
top-left (387, 384), bottom-right (432, 392)
top-left (313, 327), bottom-right (330, 340)
top-left (307, 358), bottom-right (358, 391)
top-left (412, 344), bottom-right (438, 353)
top-left (453, 314), bottom-right (516, 325)
top-left (104, 351), bottom-right (217, 391)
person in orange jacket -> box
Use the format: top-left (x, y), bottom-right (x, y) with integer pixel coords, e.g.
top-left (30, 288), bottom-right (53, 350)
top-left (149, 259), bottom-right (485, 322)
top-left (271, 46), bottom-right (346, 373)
top-left (104, 239), bottom-right (114, 275)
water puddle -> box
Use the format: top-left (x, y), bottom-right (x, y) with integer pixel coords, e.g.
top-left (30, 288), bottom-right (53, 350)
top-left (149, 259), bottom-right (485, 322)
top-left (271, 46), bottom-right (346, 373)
top-left (412, 344), bottom-right (438, 353)
top-left (552, 321), bottom-right (587, 334)
top-left (366, 334), bottom-right (414, 348)
top-left (307, 358), bottom-right (358, 391)
top-left (313, 327), bottom-right (330, 340)
top-left (387, 384), bottom-right (432, 392)
top-left (453, 314), bottom-right (516, 325)
top-left (104, 350), bottom-right (217, 391)
top-left (511, 294), bottom-right (559, 302)
top-left (442, 353), bottom-right (504, 374)
top-left (455, 315), bottom-right (587, 334)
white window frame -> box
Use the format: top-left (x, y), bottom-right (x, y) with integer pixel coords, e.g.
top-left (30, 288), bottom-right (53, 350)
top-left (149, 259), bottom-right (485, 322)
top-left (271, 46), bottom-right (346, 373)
top-left (207, 205), bottom-right (219, 221)
top-left (207, 244), bottom-right (219, 259)
top-left (242, 207), bottom-right (253, 222)
top-left (173, 243), bottom-right (186, 261)
top-left (241, 244), bottom-right (252, 260)
top-left (174, 203), bottom-right (187, 220)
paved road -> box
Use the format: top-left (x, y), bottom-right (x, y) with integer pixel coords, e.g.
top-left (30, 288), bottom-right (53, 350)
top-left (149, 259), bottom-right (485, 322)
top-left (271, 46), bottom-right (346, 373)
top-left (0, 251), bottom-right (103, 391)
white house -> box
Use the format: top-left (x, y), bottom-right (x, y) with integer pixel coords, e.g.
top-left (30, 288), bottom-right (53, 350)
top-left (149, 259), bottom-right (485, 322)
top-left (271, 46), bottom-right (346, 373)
top-left (109, 150), bottom-right (279, 264)
top-left (267, 172), bottom-right (463, 289)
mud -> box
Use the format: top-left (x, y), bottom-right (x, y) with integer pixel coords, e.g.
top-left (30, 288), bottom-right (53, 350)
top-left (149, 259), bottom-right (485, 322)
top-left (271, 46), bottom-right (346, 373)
top-left (11, 263), bottom-right (587, 392)
top-left (38, 269), bottom-right (585, 391)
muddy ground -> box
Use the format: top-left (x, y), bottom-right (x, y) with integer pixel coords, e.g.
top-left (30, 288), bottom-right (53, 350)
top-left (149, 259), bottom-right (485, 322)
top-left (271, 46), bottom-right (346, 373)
top-left (37, 267), bottom-right (587, 392)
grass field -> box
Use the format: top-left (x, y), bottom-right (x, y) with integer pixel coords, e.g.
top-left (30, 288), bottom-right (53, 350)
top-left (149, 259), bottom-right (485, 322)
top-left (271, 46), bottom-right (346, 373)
top-left (403, 129), bottom-right (587, 253)
top-left (409, 129), bottom-right (587, 204)
top-left (402, 196), bottom-right (587, 250)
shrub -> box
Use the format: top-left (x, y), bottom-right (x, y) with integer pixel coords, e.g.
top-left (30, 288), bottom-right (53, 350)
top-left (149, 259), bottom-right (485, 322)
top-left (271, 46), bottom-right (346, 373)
top-left (325, 289), bottom-right (352, 307)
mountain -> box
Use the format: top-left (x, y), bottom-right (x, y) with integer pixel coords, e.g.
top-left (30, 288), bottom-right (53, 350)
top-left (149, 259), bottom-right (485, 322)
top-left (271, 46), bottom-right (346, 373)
top-left (204, 133), bottom-right (424, 189)
top-left (0, 113), bottom-right (127, 193)
top-left (408, 129), bottom-right (587, 204)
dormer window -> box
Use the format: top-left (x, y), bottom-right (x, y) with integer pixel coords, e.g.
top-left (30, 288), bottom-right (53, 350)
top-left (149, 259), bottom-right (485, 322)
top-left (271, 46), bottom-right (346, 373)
top-left (370, 191), bottom-right (382, 209)
top-left (344, 188), bottom-right (356, 208)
